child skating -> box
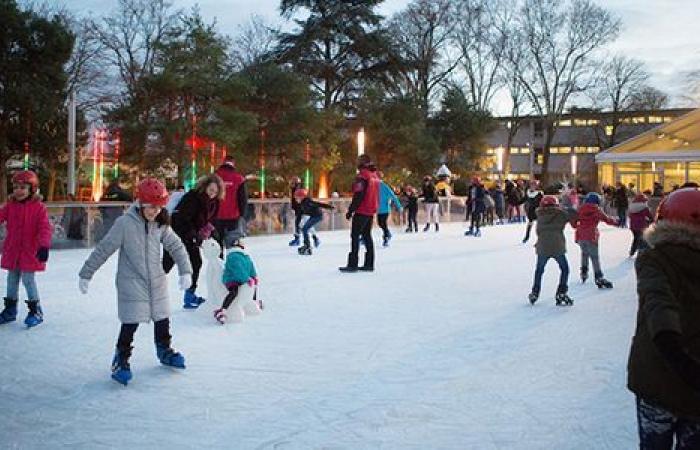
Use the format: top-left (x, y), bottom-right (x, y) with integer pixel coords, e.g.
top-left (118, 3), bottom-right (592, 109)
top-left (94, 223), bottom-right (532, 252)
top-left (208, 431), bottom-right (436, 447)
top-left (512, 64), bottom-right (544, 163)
top-left (78, 178), bottom-right (193, 386)
top-left (0, 170), bottom-right (52, 327)
top-left (528, 195), bottom-right (574, 306)
top-left (627, 187), bottom-right (700, 448)
top-left (296, 189), bottom-right (334, 255)
top-left (214, 238), bottom-right (262, 324)
top-left (572, 192), bottom-right (617, 288)
top-left (628, 193), bottom-right (654, 257)
top-left (404, 187), bottom-right (419, 232)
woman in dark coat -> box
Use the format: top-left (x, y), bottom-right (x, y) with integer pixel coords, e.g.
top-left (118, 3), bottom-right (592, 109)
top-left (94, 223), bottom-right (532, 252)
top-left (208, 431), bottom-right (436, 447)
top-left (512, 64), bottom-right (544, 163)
top-left (163, 174), bottom-right (224, 309)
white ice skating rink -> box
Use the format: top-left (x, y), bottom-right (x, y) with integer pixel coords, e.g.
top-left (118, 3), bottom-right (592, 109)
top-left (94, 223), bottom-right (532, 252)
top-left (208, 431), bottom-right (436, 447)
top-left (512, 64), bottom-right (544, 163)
top-left (0, 221), bottom-right (640, 449)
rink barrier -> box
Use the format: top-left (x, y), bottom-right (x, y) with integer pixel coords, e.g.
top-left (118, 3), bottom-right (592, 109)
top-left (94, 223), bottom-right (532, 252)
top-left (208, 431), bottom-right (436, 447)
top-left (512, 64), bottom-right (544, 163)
top-left (0, 195), bottom-right (656, 250)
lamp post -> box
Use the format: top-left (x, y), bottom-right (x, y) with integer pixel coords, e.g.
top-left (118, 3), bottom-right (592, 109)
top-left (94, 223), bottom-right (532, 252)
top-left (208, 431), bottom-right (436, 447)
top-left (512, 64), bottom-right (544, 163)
top-left (571, 153), bottom-right (578, 185)
top-left (496, 146), bottom-right (504, 180)
top-left (527, 141), bottom-right (534, 180)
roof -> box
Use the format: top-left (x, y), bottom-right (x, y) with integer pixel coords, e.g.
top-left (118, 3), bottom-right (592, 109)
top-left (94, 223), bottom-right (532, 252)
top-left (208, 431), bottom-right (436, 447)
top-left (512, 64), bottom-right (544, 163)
top-left (595, 108), bottom-right (700, 163)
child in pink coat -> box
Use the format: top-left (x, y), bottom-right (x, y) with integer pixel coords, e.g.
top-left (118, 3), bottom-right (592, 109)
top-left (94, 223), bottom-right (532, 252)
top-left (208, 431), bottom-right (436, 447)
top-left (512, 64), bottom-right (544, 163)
top-left (0, 170), bottom-right (52, 327)
top-left (628, 193), bottom-right (654, 257)
top-left (572, 192), bottom-right (617, 288)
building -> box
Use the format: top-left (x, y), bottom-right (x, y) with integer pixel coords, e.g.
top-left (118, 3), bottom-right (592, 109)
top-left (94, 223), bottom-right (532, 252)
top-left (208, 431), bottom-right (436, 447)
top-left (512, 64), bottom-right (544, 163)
top-left (483, 108), bottom-right (692, 188)
top-left (596, 108), bottom-right (700, 193)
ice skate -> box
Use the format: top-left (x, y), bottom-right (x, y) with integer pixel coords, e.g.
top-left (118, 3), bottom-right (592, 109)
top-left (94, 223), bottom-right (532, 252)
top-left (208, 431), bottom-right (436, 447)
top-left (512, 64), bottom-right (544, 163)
top-left (580, 267), bottom-right (588, 284)
top-left (312, 235), bottom-right (321, 248)
top-left (214, 308), bottom-right (227, 324)
top-left (183, 290), bottom-right (205, 309)
top-left (528, 291), bottom-right (539, 305)
top-left (156, 344), bottom-right (186, 369)
top-left (24, 300), bottom-right (43, 328)
top-left (423, 223), bottom-right (430, 232)
top-left (298, 245), bottom-right (312, 255)
top-left (111, 348), bottom-right (133, 386)
top-left (288, 235), bottom-right (300, 246)
top-left (555, 292), bottom-right (574, 306)
top-left (595, 278), bottom-right (613, 289)
top-left (0, 298), bottom-right (18, 325)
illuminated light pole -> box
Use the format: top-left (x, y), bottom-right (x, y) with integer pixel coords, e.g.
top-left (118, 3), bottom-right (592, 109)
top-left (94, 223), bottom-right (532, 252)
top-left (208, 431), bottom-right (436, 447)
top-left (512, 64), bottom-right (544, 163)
top-left (304, 139), bottom-right (311, 191)
top-left (571, 153), bottom-right (578, 185)
top-left (190, 115), bottom-right (197, 190)
top-left (23, 140), bottom-right (29, 170)
top-left (113, 129), bottom-right (120, 179)
top-left (260, 129), bottom-right (266, 200)
top-left (210, 142), bottom-right (216, 173)
top-left (496, 146), bottom-right (504, 180)
top-left (357, 127), bottom-right (365, 157)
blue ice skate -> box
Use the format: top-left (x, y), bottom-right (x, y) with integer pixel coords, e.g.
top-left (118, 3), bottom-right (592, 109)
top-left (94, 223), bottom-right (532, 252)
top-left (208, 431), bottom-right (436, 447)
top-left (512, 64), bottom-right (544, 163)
top-left (0, 298), bottom-right (17, 324)
top-left (24, 301), bottom-right (43, 328)
top-left (111, 351), bottom-right (132, 386)
top-left (183, 290), bottom-right (205, 309)
top-left (288, 235), bottom-right (301, 246)
top-left (156, 344), bottom-right (186, 369)
top-left (312, 235), bottom-right (321, 248)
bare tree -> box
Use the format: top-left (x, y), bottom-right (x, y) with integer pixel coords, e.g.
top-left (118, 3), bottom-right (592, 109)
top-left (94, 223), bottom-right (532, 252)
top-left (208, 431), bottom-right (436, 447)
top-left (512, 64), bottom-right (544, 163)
top-left (452, 0), bottom-right (509, 112)
top-left (231, 15), bottom-right (279, 70)
top-left (387, 0), bottom-right (458, 114)
top-left (628, 86), bottom-right (669, 111)
top-left (511, 0), bottom-right (620, 183)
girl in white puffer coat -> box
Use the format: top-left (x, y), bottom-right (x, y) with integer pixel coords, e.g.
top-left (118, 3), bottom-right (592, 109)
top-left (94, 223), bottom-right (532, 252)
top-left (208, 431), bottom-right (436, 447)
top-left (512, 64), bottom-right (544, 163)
top-left (78, 178), bottom-right (192, 386)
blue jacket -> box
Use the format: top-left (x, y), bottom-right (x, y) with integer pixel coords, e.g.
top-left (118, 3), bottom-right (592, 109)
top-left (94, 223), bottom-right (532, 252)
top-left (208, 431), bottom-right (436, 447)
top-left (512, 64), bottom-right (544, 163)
top-left (378, 181), bottom-right (402, 215)
top-left (222, 248), bottom-right (257, 285)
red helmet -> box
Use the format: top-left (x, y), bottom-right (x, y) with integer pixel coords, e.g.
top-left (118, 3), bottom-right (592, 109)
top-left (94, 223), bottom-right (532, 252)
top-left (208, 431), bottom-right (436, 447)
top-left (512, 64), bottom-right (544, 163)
top-left (540, 195), bottom-right (559, 207)
top-left (294, 188), bottom-right (308, 199)
top-left (656, 188), bottom-right (700, 226)
top-left (633, 193), bottom-right (648, 203)
top-left (12, 170), bottom-right (39, 190)
top-left (137, 178), bottom-right (168, 207)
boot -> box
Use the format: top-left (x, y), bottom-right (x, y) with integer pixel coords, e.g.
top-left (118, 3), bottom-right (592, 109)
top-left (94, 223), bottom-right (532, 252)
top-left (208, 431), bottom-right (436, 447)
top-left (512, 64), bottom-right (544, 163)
top-left (414, 224), bottom-right (418, 232)
top-left (0, 297), bottom-right (18, 324)
top-left (288, 235), bottom-right (300, 246)
top-left (156, 343), bottom-right (186, 369)
top-left (312, 235), bottom-right (321, 248)
top-left (298, 244), bottom-right (312, 255)
top-left (183, 290), bottom-right (202, 309)
top-left (464, 229), bottom-right (473, 236)
top-left (405, 226), bottom-right (412, 233)
top-left (555, 292), bottom-right (574, 306)
top-left (580, 267), bottom-right (588, 284)
top-left (382, 235), bottom-right (390, 247)
top-left (595, 277), bottom-right (613, 289)
top-left (474, 229), bottom-right (481, 237)
top-left (423, 223), bottom-right (430, 232)
top-left (435, 223), bottom-right (439, 232)
top-left (339, 253), bottom-right (359, 272)
top-left (24, 300), bottom-right (43, 328)
top-left (111, 347), bottom-right (133, 386)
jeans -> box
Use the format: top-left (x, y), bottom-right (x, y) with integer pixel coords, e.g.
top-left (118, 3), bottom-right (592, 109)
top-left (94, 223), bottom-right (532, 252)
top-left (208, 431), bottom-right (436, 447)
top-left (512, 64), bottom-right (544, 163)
top-left (532, 254), bottom-right (569, 294)
top-left (377, 213), bottom-right (391, 239)
top-left (578, 240), bottom-right (603, 278)
top-left (6, 270), bottom-right (39, 300)
top-left (302, 215), bottom-right (322, 246)
top-left (618, 207), bottom-right (628, 227)
top-left (637, 396), bottom-right (700, 450)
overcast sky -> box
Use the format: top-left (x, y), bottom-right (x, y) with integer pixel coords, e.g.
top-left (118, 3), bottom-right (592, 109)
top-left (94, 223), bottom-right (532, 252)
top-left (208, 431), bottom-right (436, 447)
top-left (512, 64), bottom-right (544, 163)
top-left (62, 0), bottom-right (700, 113)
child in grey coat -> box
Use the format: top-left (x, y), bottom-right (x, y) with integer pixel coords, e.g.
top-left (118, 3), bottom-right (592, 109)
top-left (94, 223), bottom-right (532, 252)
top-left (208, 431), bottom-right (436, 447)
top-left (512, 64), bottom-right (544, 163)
top-left (78, 178), bottom-right (192, 386)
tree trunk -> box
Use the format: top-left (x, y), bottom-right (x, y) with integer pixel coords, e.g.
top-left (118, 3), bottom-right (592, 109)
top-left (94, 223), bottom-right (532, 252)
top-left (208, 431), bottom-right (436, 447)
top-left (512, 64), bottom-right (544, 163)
top-left (541, 121), bottom-right (555, 186)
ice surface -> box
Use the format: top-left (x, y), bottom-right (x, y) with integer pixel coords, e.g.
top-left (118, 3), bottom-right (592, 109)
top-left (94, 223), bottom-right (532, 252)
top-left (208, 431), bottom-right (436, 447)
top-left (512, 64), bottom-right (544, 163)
top-left (0, 222), bottom-right (639, 449)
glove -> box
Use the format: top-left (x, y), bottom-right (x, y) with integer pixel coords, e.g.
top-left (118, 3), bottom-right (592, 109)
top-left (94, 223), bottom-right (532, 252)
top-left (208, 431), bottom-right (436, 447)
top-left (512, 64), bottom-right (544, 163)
top-left (198, 223), bottom-right (215, 241)
top-left (178, 274), bottom-right (192, 291)
top-left (247, 277), bottom-right (258, 287)
top-left (36, 247), bottom-right (49, 263)
top-left (345, 211), bottom-right (353, 220)
top-left (78, 278), bottom-right (90, 294)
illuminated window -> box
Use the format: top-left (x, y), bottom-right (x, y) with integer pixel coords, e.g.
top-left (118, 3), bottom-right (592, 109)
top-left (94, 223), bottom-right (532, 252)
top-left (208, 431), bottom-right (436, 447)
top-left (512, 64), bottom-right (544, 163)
top-left (537, 154), bottom-right (544, 165)
top-left (663, 116), bottom-right (674, 122)
top-left (550, 146), bottom-right (571, 154)
top-left (520, 147), bottom-right (531, 154)
top-left (648, 116), bottom-right (663, 124)
top-left (573, 119), bottom-right (598, 127)
top-left (633, 116), bottom-right (646, 124)
top-left (574, 146), bottom-right (599, 154)
top-left (510, 147), bottom-right (520, 154)
top-left (486, 148), bottom-right (495, 155)
top-left (558, 119), bottom-right (572, 127)
top-left (587, 119), bottom-right (599, 126)
top-left (605, 125), bottom-right (614, 136)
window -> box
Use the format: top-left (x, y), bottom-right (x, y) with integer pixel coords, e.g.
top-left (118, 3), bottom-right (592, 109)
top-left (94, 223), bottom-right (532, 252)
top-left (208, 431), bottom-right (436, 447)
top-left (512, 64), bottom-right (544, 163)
top-left (520, 147), bottom-right (531, 154)
top-left (510, 147), bottom-right (520, 154)
top-left (486, 148), bottom-right (495, 155)
top-left (605, 125), bottom-right (614, 136)
top-left (558, 119), bottom-right (572, 127)
top-left (572, 118), bottom-right (598, 127)
top-left (549, 146), bottom-right (571, 154)
top-left (573, 146), bottom-right (599, 154)
top-left (537, 154), bottom-right (544, 165)
top-left (648, 116), bottom-right (664, 124)
top-left (534, 121), bottom-right (544, 137)
top-left (663, 116), bottom-right (674, 123)
top-left (633, 116), bottom-right (646, 124)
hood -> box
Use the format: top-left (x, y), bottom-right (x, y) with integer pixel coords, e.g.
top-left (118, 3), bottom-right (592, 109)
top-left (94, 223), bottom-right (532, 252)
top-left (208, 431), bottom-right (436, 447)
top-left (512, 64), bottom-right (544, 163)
top-left (628, 202), bottom-right (649, 214)
top-left (645, 221), bottom-right (700, 252)
top-left (8, 192), bottom-right (43, 203)
top-left (125, 203), bottom-right (146, 224)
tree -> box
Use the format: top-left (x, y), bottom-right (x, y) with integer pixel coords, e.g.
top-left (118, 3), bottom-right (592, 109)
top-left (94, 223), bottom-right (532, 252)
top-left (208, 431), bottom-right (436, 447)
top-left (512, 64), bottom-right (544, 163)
top-left (231, 15), bottom-right (279, 70)
top-left (510, 0), bottom-right (620, 183)
top-left (0, 0), bottom-right (74, 200)
top-left (387, 0), bottom-right (458, 114)
top-left (275, 0), bottom-right (393, 111)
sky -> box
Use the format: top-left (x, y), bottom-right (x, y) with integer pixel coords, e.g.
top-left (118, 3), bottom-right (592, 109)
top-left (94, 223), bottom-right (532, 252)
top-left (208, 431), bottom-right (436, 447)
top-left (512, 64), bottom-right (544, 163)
top-left (61, 0), bottom-right (700, 114)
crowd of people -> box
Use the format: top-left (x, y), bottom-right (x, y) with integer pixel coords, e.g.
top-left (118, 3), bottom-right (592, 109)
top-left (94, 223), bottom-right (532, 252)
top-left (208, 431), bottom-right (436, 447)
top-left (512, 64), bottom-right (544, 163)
top-left (0, 155), bottom-right (698, 447)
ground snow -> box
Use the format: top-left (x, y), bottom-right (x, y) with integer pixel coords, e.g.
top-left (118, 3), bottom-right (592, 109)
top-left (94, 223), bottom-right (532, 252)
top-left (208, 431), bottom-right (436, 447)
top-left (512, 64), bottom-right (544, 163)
top-left (0, 222), bottom-right (640, 449)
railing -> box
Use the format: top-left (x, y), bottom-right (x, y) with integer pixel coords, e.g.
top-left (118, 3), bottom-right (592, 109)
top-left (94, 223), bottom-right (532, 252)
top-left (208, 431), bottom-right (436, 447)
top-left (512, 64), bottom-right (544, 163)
top-left (0, 197), bottom-right (471, 249)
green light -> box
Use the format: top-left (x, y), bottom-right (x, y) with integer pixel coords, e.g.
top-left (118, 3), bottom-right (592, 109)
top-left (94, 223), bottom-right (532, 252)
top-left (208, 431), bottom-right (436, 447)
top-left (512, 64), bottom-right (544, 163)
top-left (260, 168), bottom-right (266, 196)
top-left (113, 163), bottom-right (119, 179)
top-left (23, 153), bottom-right (29, 170)
top-left (304, 168), bottom-right (310, 190)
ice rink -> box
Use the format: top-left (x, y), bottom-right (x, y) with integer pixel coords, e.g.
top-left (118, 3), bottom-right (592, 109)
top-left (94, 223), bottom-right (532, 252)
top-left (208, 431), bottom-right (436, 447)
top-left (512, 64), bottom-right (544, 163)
top-left (0, 220), bottom-right (640, 449)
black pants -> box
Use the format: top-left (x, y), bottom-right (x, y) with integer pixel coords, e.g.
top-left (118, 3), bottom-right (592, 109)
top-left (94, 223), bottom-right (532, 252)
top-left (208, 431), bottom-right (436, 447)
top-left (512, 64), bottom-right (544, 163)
top-left (523, 219), bottom-right (535, 242)
top-left (407, 208), bottom-right (418, 231)
top-left (630, 229), bottom-right (648, 255)
top-left (214, 218), bottom-right (244, 252)
top-left (469, 211), bottom-right (482, 233)
top-left (117, 318), bottom-right (171, 353)
top-left (348, 214), bottom-right (374, 269)
top-left (222, 284), bottom-right (257, 309)
top-left (377, 213), bottom-right (390, 239)
top-left (163, 242), bottom-right (202, 292)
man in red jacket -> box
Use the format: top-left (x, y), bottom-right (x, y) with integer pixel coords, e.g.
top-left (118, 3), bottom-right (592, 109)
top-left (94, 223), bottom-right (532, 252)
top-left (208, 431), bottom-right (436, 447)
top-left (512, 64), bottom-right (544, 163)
top-left (214, 156), bottom-right (248, 252)
top-left (339, 154), bottom-right (380, 272)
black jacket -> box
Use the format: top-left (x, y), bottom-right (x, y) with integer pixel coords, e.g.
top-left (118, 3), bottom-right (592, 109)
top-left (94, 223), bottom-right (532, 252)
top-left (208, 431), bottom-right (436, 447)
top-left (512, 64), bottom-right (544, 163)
top-left (299, 197), bottom-right (333, 218)
top-left (171, 191), bottom-right (219, 245)
top-left (422, 183), bottom-right (439, 203)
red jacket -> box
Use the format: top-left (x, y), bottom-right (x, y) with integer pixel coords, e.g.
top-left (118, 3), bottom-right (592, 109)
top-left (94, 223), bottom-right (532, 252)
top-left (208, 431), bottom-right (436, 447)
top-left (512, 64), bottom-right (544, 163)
top-left (0, 195), bottom-right (52, 272)
top-left (355, 169), bottom-right (380, 216)
top-left (215, 164), bottom-right (245, 220)
top-left (628, 201), bottom-right (654, 232)
top-left (573, 203), bottom-right (617, 243)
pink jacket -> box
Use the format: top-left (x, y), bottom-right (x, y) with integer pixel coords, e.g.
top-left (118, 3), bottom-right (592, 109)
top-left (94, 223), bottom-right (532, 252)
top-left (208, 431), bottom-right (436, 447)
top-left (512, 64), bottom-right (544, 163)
top-left (0, 195), bottom-right (52, 272)
top-left (628, 201), bottom-right (654, 232)
top-left (573, 203), bottom-right (617, 243)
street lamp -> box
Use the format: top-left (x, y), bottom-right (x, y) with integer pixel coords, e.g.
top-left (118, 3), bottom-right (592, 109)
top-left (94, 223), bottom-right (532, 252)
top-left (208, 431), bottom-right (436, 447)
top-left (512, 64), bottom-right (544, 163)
top-left (496, 146), bottom-right (504, 179)
top-left (571, 153), bottom-right (578, 178)
top-left (357, 127), bottom-right (365, 157)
